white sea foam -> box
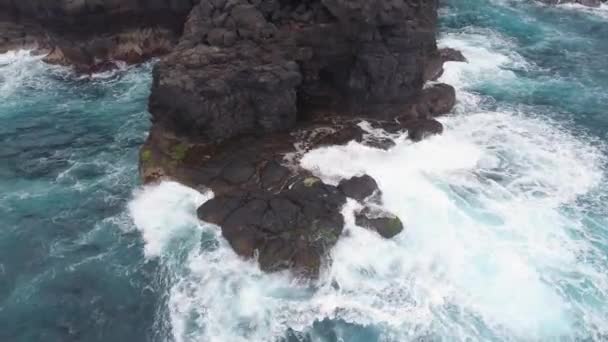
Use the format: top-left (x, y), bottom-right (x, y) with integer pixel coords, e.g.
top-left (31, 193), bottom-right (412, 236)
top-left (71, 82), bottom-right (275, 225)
top-left (127, 25), bottom-right (608, 342)
top-left (301, 110), bottom-right (604, 339)
top-left (129, 181), bottom-right (211, 258)
top-left (0, 50), bottom-right (146, 101)
top-left (0, 50), bottom-right (46, 97)
top-left (438, 29), bottom-right (533, 92)
top-left (559, 2), bottom-right (608, 19)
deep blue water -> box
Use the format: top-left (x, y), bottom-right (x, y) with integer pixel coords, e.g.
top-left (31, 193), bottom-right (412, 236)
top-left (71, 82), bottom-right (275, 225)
top-left (1, 1), bottom-right (608, 341)
top-left (0, 62), bottom-right (162, 341)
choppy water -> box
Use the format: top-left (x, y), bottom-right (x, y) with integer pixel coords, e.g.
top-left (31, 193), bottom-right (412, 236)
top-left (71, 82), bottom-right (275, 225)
top-left (1, 1), bottom-right (608, 341)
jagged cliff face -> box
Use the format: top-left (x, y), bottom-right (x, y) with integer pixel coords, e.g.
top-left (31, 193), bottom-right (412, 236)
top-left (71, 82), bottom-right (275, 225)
top-left (150, 0), bottom-right (439, 141)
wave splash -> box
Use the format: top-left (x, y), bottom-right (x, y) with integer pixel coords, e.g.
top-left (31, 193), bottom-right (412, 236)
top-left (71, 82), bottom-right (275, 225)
top-left (559, 2), bottom-right (608, 19)
top-left (129, 24), bottom-right (608, 342)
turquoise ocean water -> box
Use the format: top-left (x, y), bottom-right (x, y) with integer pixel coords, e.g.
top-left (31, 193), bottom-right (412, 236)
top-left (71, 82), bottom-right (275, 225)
top-left (1, 1), bottom-right (608, 341)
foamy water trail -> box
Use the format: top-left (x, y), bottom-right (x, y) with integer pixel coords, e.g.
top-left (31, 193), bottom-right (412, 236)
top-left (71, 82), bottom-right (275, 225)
top-left (0, 50), bottom-right (47, 97)
top-left (128, 24), bottom-right (608, 342)
top-left (559, 2), bottom-right (608, 19)
top-left (0, 50), bottom-right (143, 100)
top-left (129, 182), bottom-right (211, 258)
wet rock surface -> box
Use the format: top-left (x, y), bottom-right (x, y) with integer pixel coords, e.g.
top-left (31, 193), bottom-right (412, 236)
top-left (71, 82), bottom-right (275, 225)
top-left (338, 175), bottom-right (380, 202)
top-left (420, 83), bottom-right (457, 117)
top-left (403, 119), bottom-right (445, 142)
top-left (198, 180), bottom-right (346, 277)
top-left (440, 47), bottom-right (468, 63)
top-left (355, 207), bottom-right (404, 239)
top-left (424, 47), bottom-right (468, 82)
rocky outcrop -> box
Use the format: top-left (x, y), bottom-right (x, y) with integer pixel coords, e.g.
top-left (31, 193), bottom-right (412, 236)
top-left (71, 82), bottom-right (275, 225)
top-left (150, 0), bottom-right (441, 140)
top-left (0, 0), bottom-right (198, 71)
top-left (138, 0), bottom-right (465, 277)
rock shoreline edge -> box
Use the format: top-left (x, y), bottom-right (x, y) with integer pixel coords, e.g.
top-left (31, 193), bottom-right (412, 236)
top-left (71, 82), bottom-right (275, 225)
top-left (140, 0), bottom-right (462, 278)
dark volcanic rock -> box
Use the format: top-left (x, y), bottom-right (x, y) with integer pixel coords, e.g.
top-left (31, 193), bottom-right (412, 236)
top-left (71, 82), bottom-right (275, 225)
top-left (149, 43), bottom-right (302, 140)
top-left (355, 207), bottom-right (404, 239)
top-left (440, 48), bottom-right (467, 63)
top-left (403, 119), bottom-right (444, 142)
top-left (420, 84), bottom-right (457, 117)
top-left (424, 47), bottom-right (467, 81)
top-left (260, 161), bottom-right (291, 191)
top-left (0, 20), bottom-right (46, 54)
top-left (198, 179), bottom-right (345, 277)
top-left (424, 50), bottom-right (446, 82)
top-left (338, 175), bottom-right (380, 202)
top-left (150, 0), bottom-right (440, 141)
top-left (389, 83), bottom-right (457, 123)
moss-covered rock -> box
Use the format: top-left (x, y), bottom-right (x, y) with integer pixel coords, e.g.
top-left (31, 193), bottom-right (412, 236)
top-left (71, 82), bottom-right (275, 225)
top-left (170, 143), bottom-right (189, 161)
top-left (355, 209), bottom-right (404, 239)
top-left (141, 149), bottom-right (152, 163)
top-left (303, 177), bottom-right (320, 187)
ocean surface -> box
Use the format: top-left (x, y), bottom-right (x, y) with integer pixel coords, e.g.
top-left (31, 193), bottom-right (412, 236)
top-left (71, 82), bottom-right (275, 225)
top-left (1, 0), bottom-right (608, 341)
